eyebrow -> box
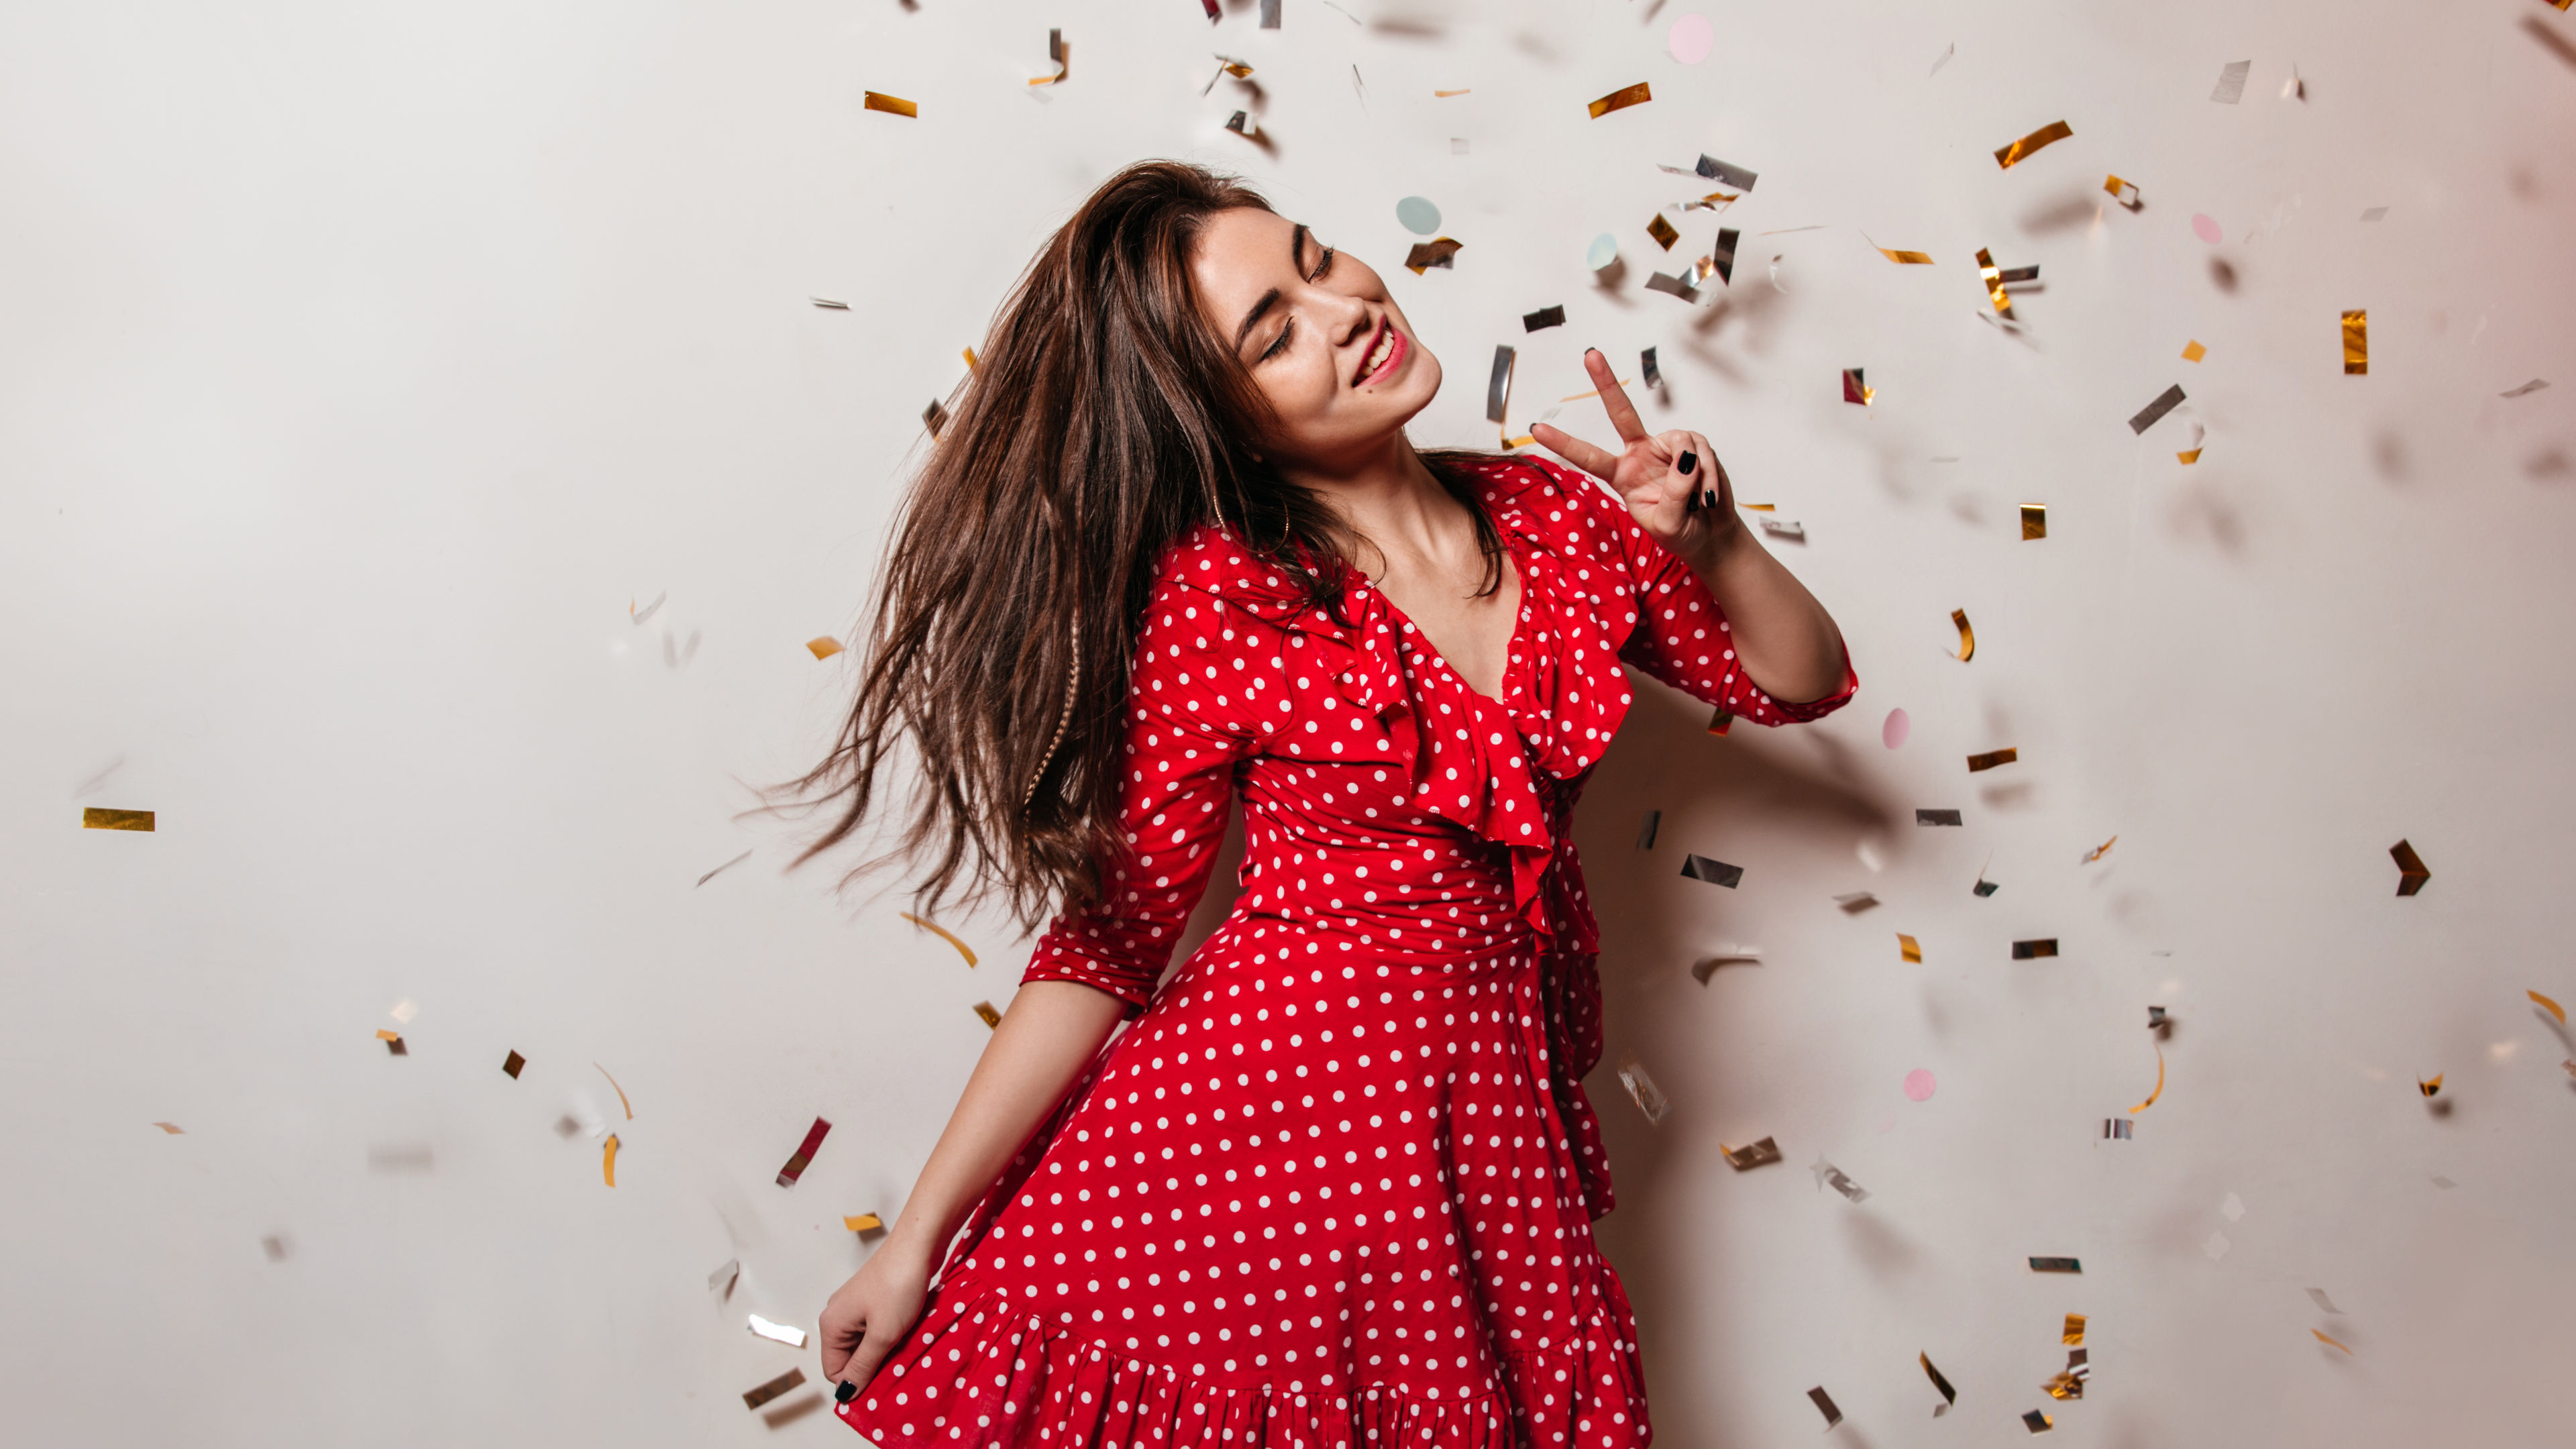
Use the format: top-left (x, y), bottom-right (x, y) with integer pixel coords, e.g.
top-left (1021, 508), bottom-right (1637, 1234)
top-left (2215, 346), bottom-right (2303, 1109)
top-left (1233, 223), bottom-right (1309, 351)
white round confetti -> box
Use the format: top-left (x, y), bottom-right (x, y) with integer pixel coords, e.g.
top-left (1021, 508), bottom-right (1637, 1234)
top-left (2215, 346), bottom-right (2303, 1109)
top-left (1668, 14), bottom-right (1715, 64)
top-left (1585, 233), bottom-right (1619, 270)
top-left (1394, 196), bottom-right (1442, 235)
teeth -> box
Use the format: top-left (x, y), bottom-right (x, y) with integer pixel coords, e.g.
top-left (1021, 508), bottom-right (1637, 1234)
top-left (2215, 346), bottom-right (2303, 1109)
top-left (1363, 329), bottom-right (1393, 379)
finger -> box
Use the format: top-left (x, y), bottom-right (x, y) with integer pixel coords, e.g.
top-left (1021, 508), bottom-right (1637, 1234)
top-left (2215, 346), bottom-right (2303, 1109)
top-left (1686, 431), bottom-right (1728, 511)
top-left (1529, 422), bottom-right (1620, 481)
top-left (1585, 347), bottom-right (1652, 446)
top-left (839, 1326), bottom-right (901, 1400)
top-left (820, 1316), bottom-right (860, 1381)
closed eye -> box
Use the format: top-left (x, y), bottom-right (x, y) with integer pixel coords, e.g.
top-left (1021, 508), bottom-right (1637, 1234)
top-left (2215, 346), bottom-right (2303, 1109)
top-left (1255, 233), bottom-right (1337, 364)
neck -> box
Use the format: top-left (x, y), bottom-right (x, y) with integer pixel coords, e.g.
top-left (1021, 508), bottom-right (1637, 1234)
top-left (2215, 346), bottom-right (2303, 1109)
top-left (1271, 431), bottom-right (1462, 578)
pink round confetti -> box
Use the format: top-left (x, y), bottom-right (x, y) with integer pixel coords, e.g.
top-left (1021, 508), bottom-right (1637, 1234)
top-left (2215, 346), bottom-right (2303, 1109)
top-left (1668, 14), bottom-right (1715, 64)
top-left (2191, 213), bottom-right (2222, 245)
top-left (1904, 1069), bottom-right (1937, 1102)
top-left (1882, 708), bottom-right (1911, 749)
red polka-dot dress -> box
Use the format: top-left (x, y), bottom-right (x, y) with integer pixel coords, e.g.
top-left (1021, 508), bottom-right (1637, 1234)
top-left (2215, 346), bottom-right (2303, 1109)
top-left (839, 456), bottom-right (1857, 1449)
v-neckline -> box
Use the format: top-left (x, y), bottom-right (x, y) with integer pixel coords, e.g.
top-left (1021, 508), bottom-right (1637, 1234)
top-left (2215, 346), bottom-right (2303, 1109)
top-left (1358, 537), bottom-right (1529, 709)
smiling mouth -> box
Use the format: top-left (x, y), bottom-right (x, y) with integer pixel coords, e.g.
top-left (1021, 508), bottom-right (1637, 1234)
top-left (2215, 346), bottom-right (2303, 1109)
top-left (1356, 320), bottom-right (1403, 386)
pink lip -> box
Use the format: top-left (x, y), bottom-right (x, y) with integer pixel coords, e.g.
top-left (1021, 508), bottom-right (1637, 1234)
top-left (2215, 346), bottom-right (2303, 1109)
top-left (1354, 319), bottom-right (1407, 386)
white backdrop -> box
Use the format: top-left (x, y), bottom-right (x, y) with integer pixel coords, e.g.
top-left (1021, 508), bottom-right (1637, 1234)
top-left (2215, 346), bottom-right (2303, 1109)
top-left (5, 1), bottom-right (2574, 1444)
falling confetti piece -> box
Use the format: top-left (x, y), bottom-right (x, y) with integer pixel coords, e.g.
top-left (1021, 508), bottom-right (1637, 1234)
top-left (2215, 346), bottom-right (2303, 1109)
top-left (749, 1314), bottom-right (808, 1348)
top-left (1683, 190), bottom-right (1739, 212)
top-left (2212, 60), bottom-right (2251, 104)
top-left (776, 1117), bottom-right (831, 1187)
top-left (2531, 989), bottom-right (2567, 1025)
top-left (154, 1122), bottom-right (184, 1134)
top-left (2131, 1047), bottom-right (2165, 1112)
top-left (2129, 383), bottom-right (2188, 434)
top-left (2308, 1288), bottom-right (2344, 1314)
top-left (2500, 378), bottom-right (2549, 398)
top-left (807, 637), bottom-right (845, 660)
top-left (1723, 1137), bottom-right (1782, 1170)
top-left (1923, 1352), bottom-right (1958, 1409)
top-left (2149, 1006), bottom-right (2169, 1030)
top-left (1202, 55), bottom-right (1253, 97)
top-left (2014, 938), bottom-right (2061, 960)
top-left (2221, 1191), bottom-right (2245, 1222)
top-left (2343, 309), bottom-right (2369, 374)
top-left (1706, 228), bottom-right (1739, 283)
top-left (1668, 13), bottom-right (1715, 64)
top-left (743, 1368), bottom-right (806, 1410)
top-left (1586, 233), bottom-right (1619, 270)
top-left (1842, 368), bottom-right (1874, 405)
top-left (1949, 608), bottom-right (1976, 661)
top-left (1976, 248), bottom-right (2012, 312)
top-left (1835, 892), bottom-right (1881, 912)
top-left (631, 591), bottom-right (666, 625)
top-left (2043, 1370), bottom-right (2086, 1401)
top-left (1644, 271), bottom-right (1700, 302)
top-left (973, 1000), bottom-right (1002, 1027)
top-left (1615, 1057), bottom-right (1671, 1122)
top-left (1586, 83), bottom-right (1652, 119)
top-left (82, 808), bottom-right (154, 831)
top-left (1395, 196), bottom-right (1442, 235)
top-left (1223, 111), bottom-right (1257, 139)
top-left (1434, 88), bottom-right (1470, 97)
top-left (2282, 68), bottom-right (2304, 99)
top-left (1974, 875), bottom-right (2000, 898)
top-left (845, 1213), bottom-right (883, 1233)
top-left (2104, 174), bottom-right (2141, 206)
top-left (2178, 447), bottom-right (2204, 464)
top-left (2021, 504), bottom-right (2047, 539)
top-left (376, 1030), bottom-right (407, 1057)
top-left (1485, 345), bottom-right (1514, 424)
top-left (1640, 346), bottom-right (1662, 389)
top-left (696, 849), bottom-right (753, 888)
top-left (2183, 339), bottom-right (2207, 362)
top-left (1994, 119), bottom-right (2074, 169)
top-left (2390, 839), bottom-right (2430, 896)
top-left (862, 92), bottom-right (917, 118)
top-left (1680, 855), bottom-right (1743, 888)
top-left (1521, 305), bottom-right (1566, 332)
top-left (1917, 808), bottom-right (1964, 826)
top-left (1402, 237), bottom-right (1462, 274)
top-left (2192, 213), bottom-right (2223, 244)
top-left (709, 1258), bottom-right (741, 1295)
top-left (2104, 1118), bottom-right (2132, 1138)
top-left (1967, 748), bottom-right (2019, 773)
top-left (1899, 934), bottom-right (1923, 963)
top-left (594, 1064), bottom-right (633, 1120)
top-left (1871, 240), bottom-right (1937, 264)
top-left (261, 1235), bottom-right (288, 1260)
top-left (1646, 214), bottom-right (1680, 251)
top-left (1756, 517), bottom-right (1805, 543)
top-left (2418, 1073), bottom-right (2443, 1097)
top-left (2024, 1409), bottom-right (2055, 1432)
top-left (1807, 1387), bottom-right (1843, 1428)
top-left (2062, 1313), bottom-right (2086, 1346)
top-left (1260, 0), bottom-right (1279, 27)
top-left (923, 399), bottom-right (950, 438)
top-left (1635, 811), bottom-right (1661, 850)
top-left (1884, 708), bottom-right (1911, 748)
top-left (1027, 28), bottom-right (1066, 85)
top-left (1695, 155), bottom-right (1758, 190)
top-left (2030, 1256), bottom-right (2082, 1273)
top-left (1811, 1156), bottom-right (1871, 1202)
top-left (899, 912), bottom-right (979, 967)
top-left (602, 1134), bottom-right (619, 1186)
top-left (502, 1051), bottom-right (525, 1079)
top-left (1904, 1069), bottom-right (1937, 1102)
top-left (2313, 1329), bottom-right (2354, 1354)
top-left (2361, 205), bottom-right (2389, 221)
top-left (2081, 836), bottom-right (2118, 864)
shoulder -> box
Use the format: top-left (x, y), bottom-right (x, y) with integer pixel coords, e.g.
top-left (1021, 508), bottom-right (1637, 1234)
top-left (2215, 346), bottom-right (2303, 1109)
top-left (1453, 452), bottom-right (1638, 570)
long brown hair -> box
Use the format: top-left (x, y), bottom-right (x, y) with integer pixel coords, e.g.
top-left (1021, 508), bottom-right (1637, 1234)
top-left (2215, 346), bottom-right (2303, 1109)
top-left (782, 160), bottom-right (1503, 929)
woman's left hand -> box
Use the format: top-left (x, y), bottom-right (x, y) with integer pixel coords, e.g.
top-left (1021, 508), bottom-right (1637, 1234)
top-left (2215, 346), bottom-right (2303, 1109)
top-left (1529, 348), bottom-right (1738, 568)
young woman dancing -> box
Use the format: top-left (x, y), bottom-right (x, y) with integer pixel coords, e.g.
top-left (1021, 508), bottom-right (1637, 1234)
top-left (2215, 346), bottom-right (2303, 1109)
top-left (792, 160), bottom-right (1854, 1449)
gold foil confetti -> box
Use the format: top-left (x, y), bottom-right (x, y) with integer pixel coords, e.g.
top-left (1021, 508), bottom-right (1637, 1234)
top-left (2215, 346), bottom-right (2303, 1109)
top-left (1434, 88), bottom-right (1470, 97)
top-left (1027, 28), bottom-right (1066, 85)
top-left (2132, 1048), bottom-right (2165, 1112)
top-left (973, 1000), bottom-right (1002, 1028)
top-left (82, 807), bottom-right (154, 831)
top-left (1616, 1055), bottom-right (1672, 1123)
top-left (2031, 1256), bottom-right (2082, 1273)
top-left (602, 1133), bottom-right (619, 1186)
top-left (1967, 748), bottom-right (2019, 772)
top-left (2129, 383), bottom-right (2188, 433)
top-left (748, 1313), bottom-right (808, 1348)
top-left (742, 1367), bottom-right (806, 1410)
top-left (1807, 1387), bottom-right (1843, 1428)
top-left (1952, 608), bottom-right (1976, 661)
top-left (1201, 55), bottom-right (1253, 95)
top-left (1870, 239), bottom-right (1937, 264)
top-left (2014, 938), bottom-right (2060, 960)
top-left (2021, 504), bottom-right (2047, 539)
top-left (2530, 989), bottom-right (2567, 1025)
top-left (2182, 339), bottom-right (2207, 362)
top-left (2104, 174), bottom-right (2141, 207)
top-left (1682, 191), bottom-right (1739, 211)
top-left (1923, 1352), bottom-right (1959, 1411)
top-left (2312, 1328), bottom-right (2355, 1354)
top-left (2418, 1073), bottom-right (2443, 1097)
top-left (2178, 447), bottom-right (2204, 464)
top-left (1994, 119), bottom-right (2074, 169)
top-left (1680, 855), bottom-right (1744, 888)
top-left (594, 1063), bottom-right (633, 1120)
top-left (900, 912), bottom-right (979, 967)
top-left (1586, 82), bottom-right (1652, 119)
top-left (154, 1122), bottom-right (184, 1134)
top-left (2343, 309), bottom-right (2368, 374)
top-left (1402, 237), bottom-right (1462, 274)
top-left (807, 637), bottom-right (845, 660)
top-left (1977, 248), bottom-right (2012, 311)
top-left (376, 1029), bottom-right (407, 1056)
top-left (1646, 214), bottom-right (1680, 250)
top-left (1900, 934), bottom-right (1923, 962)
top-left (2023, 1409), bottom-right (2055, 1432)
top-left (861, 92), bottom-right (917, 119)
top-left (1723, 1137), bottom-right (1782, 1170)
top-left (963, 347), bottom-right (979, 372)
top-left (844, 1212), bottom-right (883, 1233)
top-left (1843, 368), bottom-right (1874, 405)
top-left (2081, 836), bottom-right (2117, 864)
top-left (777, 1116), bottom-right (832, 1186)
top-left (2390, 839), bottom-right (2430, 896)
top-left (2043, 1371), bottom-right (2085, 1400)
top-left (502, 1050), bottom-right (525, 1079)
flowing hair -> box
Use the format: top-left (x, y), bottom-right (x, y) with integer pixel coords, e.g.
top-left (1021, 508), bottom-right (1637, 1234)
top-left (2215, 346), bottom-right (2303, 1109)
top-left (780, 160), bottom-right (1503, 930)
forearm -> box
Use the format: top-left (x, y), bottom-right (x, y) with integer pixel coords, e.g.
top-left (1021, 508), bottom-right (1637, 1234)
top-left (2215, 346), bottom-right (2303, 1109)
top-left (1685, 523), bottom-right (1847, 704)
top-left (878, 978), bottom-right (1130, 1267)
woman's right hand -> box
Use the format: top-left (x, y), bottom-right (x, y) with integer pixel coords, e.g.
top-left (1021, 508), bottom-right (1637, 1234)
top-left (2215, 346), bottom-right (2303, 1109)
top-left (818, 1236), bottom-right (934, 1401)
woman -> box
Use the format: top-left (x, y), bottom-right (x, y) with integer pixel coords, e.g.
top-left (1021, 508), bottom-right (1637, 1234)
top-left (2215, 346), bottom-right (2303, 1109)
top-left (792, 160), bottom-right (1854, 1449)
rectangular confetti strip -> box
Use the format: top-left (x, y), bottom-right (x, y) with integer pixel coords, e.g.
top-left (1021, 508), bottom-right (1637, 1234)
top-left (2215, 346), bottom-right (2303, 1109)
top-left (1873, 241), bottom-right (1936, 264)
top-left (2502, 378), bottom-right (2549, 398)
top-left (1521, 305), bottom-right (1566, 332)
top-left (1976, 248), bottom-right (2011, 311)
top-left (1974, 877), bottom-right (2000, 898)
top-left (973, 1000), bottom-right (1002, 1027)
top-left (1586, 82), bottom-right (1652, 119)
top-left (2104, 174), bottom-right (2141, 206)
top-left (2104, 1118), bottom-right (2132, 1139)
top-left (1707, 227), bottom-right (1739, 284)
top-left (1807, 1387), bottom-right (1843, 1428)
top-left (1757, 517), bottom-right (1805, 543)
top-left (1403, 237), bottom-right (1462, 274)
top-left (2390, 839), bottom-right (2430, 895)
top-left (1899, 934), bottom-right (1923, 963)
top-left (2013, 938), bottom-right (2060, 960)
top-left (776, 1116), bottom-right (833, 1187)
top-left (154, 1121), bottom-right (184, 1134)
top-left (1635, 811), bottom-right (1661, 850)
top-left (376, 1029), bottom-right (407, 1056)
top-left (1640, 346), bottom-right (1662, 390)
top-left (2029, 1256), bottom-right (2082, 1273)
top-left (1646, 214), bottom-right (1679, 250)
top-left (743, 1367), bottom-right (806, 1410)
top-left (1967, 748), bottom-right (2020, 772)
top-left (1994, 119), bottom-right (2073, 169)
top-left (2129, 384), bottom-right (2186, 433)
top-left (1842, 368), bottom-right (1873, 405)
top-left (1486, 345), bottom-right (1514, 423)
top-left (1644, 272), bottom-right (1699, 301)
top-left (2064, 1313), bottom-right (2087, 1345)
top-left (1723, 1137), bottom-right (1782, 1170)
top-left (1697, 155), bottom-right (1758, 190)
top-left (1952, 608), bottom-right (1976, 661)
top-left (1917, 808), bottom-right (1964, 826)
top-left (1028, 29), bottom-right (1067, 85)
top-left (1680, 855), bottom-right (1744, 888)
top-left (1814, 1159), bottom-right (1870, 1202)
top-left (2023, 1409), bottom-right (2055, 1432)
top-left (749, 1313), bottom-right (808, 1348)
top-left (2182, 339), bottom-right (2207, 362)
top-left (2343, 309), bottom-right (2368, 374)
top-left (810, 297), bottom-right (849, 309)
top-left (862, 92), bottom-right (918, 118)
top-left (82, 808), bottom-right (154, 831)
top-left (2531, 989), bottom-right (2567, 1024)
top-left (922, 399), bottom-right (949, 438)
top-left (845, 1212), bottom-right (883, 1232)
top-left (1835, 892), bottom-right (1880, 912)
top-left (1259, 0), bottom-right (1279, 27)
top-left (709, 1258), bottom-right (741, 1295)
top-left (1923, 1352), bottom-right (1958, 1408)
top-left (1616, 1058), bottom-right (1670, 1123)
top-left (1224, 110), bottom-right (1256, 138)
top-left (2212, 60), bottom-right (2251, 103)
top-left (502, 1050), bottom-right (525, 1079)
top-left (2021, 504), bottom-right (2047, 539)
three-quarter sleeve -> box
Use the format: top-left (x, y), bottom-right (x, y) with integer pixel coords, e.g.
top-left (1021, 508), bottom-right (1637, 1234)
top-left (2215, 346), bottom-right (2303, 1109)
top-left (1018, 579), bottom-right (1280, 1019)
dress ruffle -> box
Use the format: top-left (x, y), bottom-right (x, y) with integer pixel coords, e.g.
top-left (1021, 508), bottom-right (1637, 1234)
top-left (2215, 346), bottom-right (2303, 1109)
top-left (839, 1261), bottom-right (1650, 1449)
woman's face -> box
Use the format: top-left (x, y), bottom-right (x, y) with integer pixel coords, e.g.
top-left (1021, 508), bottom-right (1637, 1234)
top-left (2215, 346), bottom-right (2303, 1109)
top-left (1189, 206), bottom-right (1442, 471)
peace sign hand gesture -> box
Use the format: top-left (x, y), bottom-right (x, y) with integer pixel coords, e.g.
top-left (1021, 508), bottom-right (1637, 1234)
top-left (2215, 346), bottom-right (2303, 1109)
top-left (1528, 348), bottom-right (1739, 571)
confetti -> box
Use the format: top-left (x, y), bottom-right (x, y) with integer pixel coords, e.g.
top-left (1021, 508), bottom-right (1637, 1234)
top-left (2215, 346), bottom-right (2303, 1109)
top-left (2104, 174), bottom-right (2141, 207)
top-left (1872, 239), bottom-right (1937, 265)
top-left (2013, 938), bottom-right (2060, 960)
top-left (376, 1029), bottom-right (407, 1057)
top-left (1756, 517), bottom-right (1804, 543)
top-left (1696, 155), bottom-right (1758, 190)
top-left (602, 1133), bottom-right (619, 1187)
top-left (2127, 383), bottom-right (2189, 434)
top-left (1967, 748), bottom-right (2019, 773)
top-left (1974, 875), bottom-right (2000, 898)
top-left (1904, 1069), bottom-right (1937, 1101)
top-left (1485, 345), bottom-right (1514, 423)
top-left (845, 1212), bottom-right (883, 1233)
top-left (1922, 1352), bottom-right (1959, 1410)
top-left (1976, 248), bottom-right (2012, 311)
top-left (2418, 1073), bottom-right (2443, 1097)
top-left (2532, 989), bottom-right (2567, 1025)
top-left (2361, 206), bottom-right (2388, 221)
top-left (862, 92), bottom-right (917, 119)
top-left (1723, 1137), bottom-right (1782, 1170)
top-left (1917, 809), bottom-right (1964, 826)
top-left (696, 849), bottom-right (753, 888)
top-left (1223, 110), bottom-right (1257, 139)
top-left (2131, 1048), bottom-right (2165, 1112)
top-left (2021, 504), bottom-right (2047, 539)
top-left (2192, 212), bottom-right (2223, 244)
top-left (1203, 55), bottom-right (1254, 95)
top-left (2343, 309), bottom-right (2368, 374)
top-left (261, 1235), bottom-right (288, 1261)
top-left (1835, 892), bottom-right (1881, 912)
top-left (1640, 346), bottom-right (1662, 389)
top-left (2282, 68), bottom-right (2304, 99)
top-left (1682, 191), bottom-right (1738, 212)
top-left (1402, 237), bottom-right (1462, 274)
top-left (743, 1368), bottom-right (806, 1410)
top-left (2043, 1369), bottom-right (2085, 1400)
top-left (807, 636), bottom-right (845, 660)
top-left (776, 1116), bottom-right (832, 1187)
top-left (2501, 378), bottom-right (2549, 398)
top-left (1616, 1056), bottom-right (1670, 1123)
top-left (1707, 227), bottom-right (1739, 283)
top-left (973, 1000), bottom-right (1002, 1028)
top-left (2103, 1118), bottom-right (2132, 1139)
top-left (1680, 854), bottom-right (1743, 888)
top-left (154, 1122), bottom-right (184, 1134)
top-left (1884, 708), bottom-right (1911, 748)
top-left (749, 1314), bottom-right (808, 1348)
top-left (1807, 1387), bottom-right (1843, 1428)
top-left (1636, 811), bottom-right (1662, 849)
top-left (1395, 196), bottom-right (1442, 235)
top-left (2148, 1006), bottom-right (2169, 1030)
top-left (2212, 60), bottom-right (2251, 104)
top-left (1843, 368), bottom-right (1874, 405)
top-left (2312, 1329), bottom-right (2355, 1354)
top-left (2081, 836), bottom-right (2117, 864)
top-left (1811, 1157), bottom-right (1870, 1202)
top-left (630, 591), bottom-right (665, 625)
top-left (1899, 934), bottom-right (1923, 963)
top-left (2023, 1409), bottom-right (2055, 1432)
top-left (2030, 1256), bottom-right (2082, 1273)
top-left (1646, 214), bottom-right (1680, 251)
top-left (899, 912), bottom-right (979, 967)
top-left (1521, 305), bottom-right (1566, 333)
top-left (1994, 119), bottom-right (2073, 169)
top-left (1027, 28), bottom-right (1066, 85)
top-left (1434, 88), bottom-right (1470, 98)
top-left (923, 399), bottom-right (949, 438)
top-left (2390, 838), bottom-right (2430, 896)
top-left (388, 999), bottom-right (418, 1024)
top-left (709, 1258), bottom-right (741, 1295)
top-left (502, 1050), bottom-right (525, 1079)
top-left (1949, 608), bottom-right (1976, 662)
top-left (1644, 271), bottom-right (1700, 301)
top-left (1668, 13), bottom-right (1715, 64)
top-left (1586, 233), bottom-right (1618, 270)
top-left (595, 1063), bottom-right (633, 1120)
top-left (82, 807), bottom-right (154, 832)
top-left (1586, 83), bottom-right (1652, 119)
top-left (1260, 0), bottom-right (1279, 28)
top-left (2308, 1288), bottom-right (2344, 1314)
top-left (2182, 339), bottom-right (2207, 362)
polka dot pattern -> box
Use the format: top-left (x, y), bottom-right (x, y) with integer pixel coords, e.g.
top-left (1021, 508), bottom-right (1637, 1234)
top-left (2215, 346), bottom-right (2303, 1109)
top-left (839, 457), bottom-right (1856, 1449)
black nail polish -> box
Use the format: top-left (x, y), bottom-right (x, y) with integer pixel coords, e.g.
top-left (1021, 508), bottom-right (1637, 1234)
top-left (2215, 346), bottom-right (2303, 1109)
top-left (837, 1380), bottom-right (859, 1404)
top-left (1677, 450), bottom-right (1697, 475)
top-left (1703, 487), bottom-right (1718, 510)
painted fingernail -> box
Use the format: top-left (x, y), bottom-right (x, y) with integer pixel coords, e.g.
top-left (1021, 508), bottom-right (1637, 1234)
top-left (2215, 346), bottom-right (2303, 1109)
top-left (1703, 487), bottom-right (1719, 510)
top-left (1677, 450), bottom-right (1698, 475)
top-left (837, 1380), bottom-right (859, 1404)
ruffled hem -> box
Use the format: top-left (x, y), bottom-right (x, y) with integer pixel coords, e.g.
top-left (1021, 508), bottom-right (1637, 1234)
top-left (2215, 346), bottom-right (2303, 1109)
top-left (837, 1266), bottom-right (1650, 1449)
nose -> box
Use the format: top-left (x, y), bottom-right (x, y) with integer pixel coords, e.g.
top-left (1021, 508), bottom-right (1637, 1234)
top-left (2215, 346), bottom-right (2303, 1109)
top-left (1326, 290), bottom-right (1373, 348)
